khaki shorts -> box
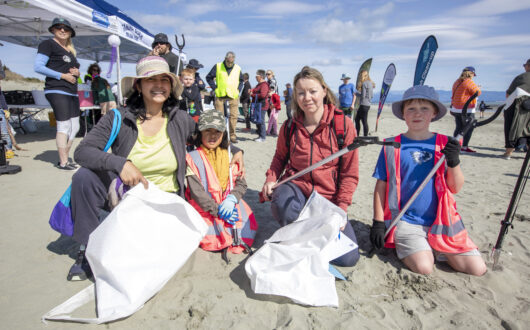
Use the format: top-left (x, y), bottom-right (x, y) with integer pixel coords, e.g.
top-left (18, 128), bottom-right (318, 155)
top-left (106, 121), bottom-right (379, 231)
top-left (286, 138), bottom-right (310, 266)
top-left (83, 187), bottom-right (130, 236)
top-left (394, 220), bottom-right (480, 261)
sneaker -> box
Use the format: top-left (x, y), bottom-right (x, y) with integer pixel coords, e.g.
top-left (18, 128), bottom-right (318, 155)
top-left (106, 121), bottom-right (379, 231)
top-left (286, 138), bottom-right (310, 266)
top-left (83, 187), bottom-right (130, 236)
top-left (57, 162), bottom-right (77, 170)
top-left (67, 251), bottom-right (93, 281)
top-left (461, 147), bottom-right (477, 153)
top-left (501, 153), bottom-right (512, 160)
top-left (254, 138), bottom-right (265, 142)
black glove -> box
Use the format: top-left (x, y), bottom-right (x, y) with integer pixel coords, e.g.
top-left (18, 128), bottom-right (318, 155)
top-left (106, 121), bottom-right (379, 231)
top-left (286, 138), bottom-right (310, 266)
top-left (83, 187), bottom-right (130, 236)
top-left (370, 220), bottom-right (386, 250)
top-left (441, 137), bottom-right (461, 168)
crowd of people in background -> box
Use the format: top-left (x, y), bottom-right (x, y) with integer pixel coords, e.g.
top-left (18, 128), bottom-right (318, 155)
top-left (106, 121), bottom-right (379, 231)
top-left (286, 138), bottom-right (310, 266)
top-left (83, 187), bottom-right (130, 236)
top-left (0, 24), bottom-right (528, 167)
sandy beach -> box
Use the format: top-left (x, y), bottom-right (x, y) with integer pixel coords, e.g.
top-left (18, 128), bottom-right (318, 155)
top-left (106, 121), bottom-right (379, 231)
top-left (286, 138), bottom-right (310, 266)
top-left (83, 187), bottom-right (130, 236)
top-left (1, 102), bottom-right (529, 329)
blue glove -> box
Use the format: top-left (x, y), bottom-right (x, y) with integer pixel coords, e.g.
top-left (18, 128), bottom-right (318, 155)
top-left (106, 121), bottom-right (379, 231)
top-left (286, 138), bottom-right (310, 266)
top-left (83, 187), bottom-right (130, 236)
top-left (218, 194), bottom-right (237, 220)
top-left (225, 208), bottom-right (240, 225)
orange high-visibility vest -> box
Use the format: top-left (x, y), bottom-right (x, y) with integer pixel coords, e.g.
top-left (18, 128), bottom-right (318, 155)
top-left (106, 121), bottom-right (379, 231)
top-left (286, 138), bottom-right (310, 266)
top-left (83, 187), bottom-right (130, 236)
top-left (382, 134), bottom-right (477, 253)
top-left (185, 148), bottom-right (257, 253)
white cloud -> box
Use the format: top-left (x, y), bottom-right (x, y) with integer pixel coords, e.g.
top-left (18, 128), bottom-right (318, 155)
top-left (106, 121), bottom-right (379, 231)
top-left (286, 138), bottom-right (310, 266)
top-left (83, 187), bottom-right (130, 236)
top-left (310, 2), bottom-right (395, 44)
top-left (311, 19), bottom-right (364, 43)
top-left (359, 2), bottom-right (395, 16)
top-left (373, 24), bottom-right (476, 42)
top-left (463, 34), bottom-right (530, 48)
top-left (258, 1), bottom-right (325, 15)
top-left (182, 21), bottom-right (230, 36)
top-left (189, 32), bottom-right (291, 46)
top-left (436, 49), bottom-right (503, 63)
top-left (134, 13), bottom-right (229, 38)
top-left (311, 58), bottom-right (343, 66)
top-left (185, 1), bottom-right (224, 16)
top-left (451, 0), bottom-right (530, 16)
top-left (136, 14), bottom-right (183, 28)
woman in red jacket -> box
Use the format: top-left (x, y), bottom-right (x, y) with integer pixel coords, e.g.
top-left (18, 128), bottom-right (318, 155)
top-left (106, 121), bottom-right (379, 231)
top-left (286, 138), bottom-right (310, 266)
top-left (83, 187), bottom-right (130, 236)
top-left (260, 66), bottom-right (360, 267)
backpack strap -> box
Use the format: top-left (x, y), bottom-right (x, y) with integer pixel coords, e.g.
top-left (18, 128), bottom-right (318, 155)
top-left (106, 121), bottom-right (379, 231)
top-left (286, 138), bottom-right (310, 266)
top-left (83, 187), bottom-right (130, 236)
top-left (283, 118), bottom-right (295, 166)
top-left (332, 108), bottom-right (346, 150)
top-left (330, 108), bottom-right (346, 189)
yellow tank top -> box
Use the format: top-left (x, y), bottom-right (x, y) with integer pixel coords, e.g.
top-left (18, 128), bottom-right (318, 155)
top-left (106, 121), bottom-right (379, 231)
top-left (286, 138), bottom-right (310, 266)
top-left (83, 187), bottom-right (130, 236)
top-left (128, 116), bottom-right (178, 192)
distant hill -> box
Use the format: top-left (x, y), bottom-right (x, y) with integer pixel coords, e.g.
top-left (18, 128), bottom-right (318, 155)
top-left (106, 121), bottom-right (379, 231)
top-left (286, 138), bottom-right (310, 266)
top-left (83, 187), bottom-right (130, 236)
top-left (374, 90), bottom-right (506, 104)
top-left (330, 89), bottom-right (506, 105)
top-left (2, 66), bottom-right (43, 83)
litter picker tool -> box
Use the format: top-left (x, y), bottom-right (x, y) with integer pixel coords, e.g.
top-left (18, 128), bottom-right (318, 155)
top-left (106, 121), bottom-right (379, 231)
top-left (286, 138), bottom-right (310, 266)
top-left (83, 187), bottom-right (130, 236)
top-left (274, 137), bottom-right (399, 190)
top-left (221, 101), bottom-right (252, 263)
top-left (259, 137), bottom-right (400, 203)
top-left (174, 34), bottom-right (185, 75)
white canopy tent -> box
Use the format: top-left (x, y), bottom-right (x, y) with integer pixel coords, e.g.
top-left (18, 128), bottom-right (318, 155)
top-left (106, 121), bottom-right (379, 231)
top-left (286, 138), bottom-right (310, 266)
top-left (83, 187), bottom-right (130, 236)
top-left (0, 0), bottom-right (163, 103)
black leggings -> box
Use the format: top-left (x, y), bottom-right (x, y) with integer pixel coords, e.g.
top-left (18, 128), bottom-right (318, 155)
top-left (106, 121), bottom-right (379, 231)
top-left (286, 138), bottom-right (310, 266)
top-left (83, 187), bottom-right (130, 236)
top-left (45, 93), bottom-right (80, 121)
top-left (355, 105), bottom-right (370, 136)
top-left (452, 112), bottom-right (475, 147)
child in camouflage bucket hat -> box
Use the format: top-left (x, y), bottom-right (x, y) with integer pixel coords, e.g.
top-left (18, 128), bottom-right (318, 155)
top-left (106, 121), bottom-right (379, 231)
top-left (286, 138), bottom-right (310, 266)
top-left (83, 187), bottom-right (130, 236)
top-left (185, 110), bottom-right (258, 253)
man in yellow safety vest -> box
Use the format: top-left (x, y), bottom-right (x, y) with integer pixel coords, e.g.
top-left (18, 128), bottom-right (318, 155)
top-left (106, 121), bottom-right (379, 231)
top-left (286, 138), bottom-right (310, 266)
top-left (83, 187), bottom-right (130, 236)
top-left (206, 51), bottom-right (244, 143)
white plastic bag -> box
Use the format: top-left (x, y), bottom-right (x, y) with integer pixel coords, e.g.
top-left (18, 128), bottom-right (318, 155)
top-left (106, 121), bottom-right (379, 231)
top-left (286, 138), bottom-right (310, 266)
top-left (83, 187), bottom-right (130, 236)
top-left (43, 183), bottom-right (207, 324)
top-left (245, 191), bottom-right (357, 307)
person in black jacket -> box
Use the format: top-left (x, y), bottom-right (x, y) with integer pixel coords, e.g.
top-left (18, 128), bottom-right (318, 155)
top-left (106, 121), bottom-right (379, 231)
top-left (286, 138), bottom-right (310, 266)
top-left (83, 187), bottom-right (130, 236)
top-left (179, 68), bottom-right (203, 122)
top-left (186, 58), bottom-right (206, 91)
top-left (240, 73), bottom-right (252, 130)
top-left (149, 33), bottom-right (182, 75)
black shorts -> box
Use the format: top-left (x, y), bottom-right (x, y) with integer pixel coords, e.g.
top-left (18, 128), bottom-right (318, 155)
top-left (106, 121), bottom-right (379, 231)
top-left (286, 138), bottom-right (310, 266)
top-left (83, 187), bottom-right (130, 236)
top-left (45, 93), bottom-right (80, 121)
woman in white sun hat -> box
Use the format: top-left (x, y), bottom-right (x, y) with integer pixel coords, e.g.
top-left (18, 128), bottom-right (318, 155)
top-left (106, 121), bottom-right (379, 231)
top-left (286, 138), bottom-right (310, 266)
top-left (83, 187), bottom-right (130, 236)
top-left (66, 56), bottom-right (244, 282)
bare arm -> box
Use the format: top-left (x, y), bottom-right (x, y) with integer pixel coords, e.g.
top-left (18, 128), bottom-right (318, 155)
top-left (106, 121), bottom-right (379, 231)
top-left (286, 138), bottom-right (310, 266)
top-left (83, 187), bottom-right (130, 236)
top-left (446, 165), bottom-right (464, 194)
top-left (373, 179), bottom-right (387, 221)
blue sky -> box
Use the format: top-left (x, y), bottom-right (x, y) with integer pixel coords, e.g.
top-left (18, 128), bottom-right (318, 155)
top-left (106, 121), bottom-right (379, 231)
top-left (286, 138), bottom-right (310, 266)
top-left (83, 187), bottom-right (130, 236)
top-left (2, 0), bottom-right (530, 93)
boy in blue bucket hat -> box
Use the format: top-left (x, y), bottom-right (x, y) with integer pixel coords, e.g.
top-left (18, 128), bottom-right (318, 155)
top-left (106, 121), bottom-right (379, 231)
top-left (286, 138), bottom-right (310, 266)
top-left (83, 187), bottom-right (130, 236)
top-left (370, 85), bottom-right (486, 276)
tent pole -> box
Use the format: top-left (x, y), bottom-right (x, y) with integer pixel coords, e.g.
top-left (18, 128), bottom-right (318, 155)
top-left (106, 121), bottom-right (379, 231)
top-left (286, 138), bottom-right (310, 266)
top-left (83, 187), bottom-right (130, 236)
top-left (116, 45), bottom-right (122, 106)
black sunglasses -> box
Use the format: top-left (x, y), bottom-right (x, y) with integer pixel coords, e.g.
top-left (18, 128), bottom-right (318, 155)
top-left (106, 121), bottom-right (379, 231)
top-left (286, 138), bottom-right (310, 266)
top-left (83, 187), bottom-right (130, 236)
top-left (153, 42), bottom-right (168, 47)
top-left (54, 25), bottom-right (71, 32)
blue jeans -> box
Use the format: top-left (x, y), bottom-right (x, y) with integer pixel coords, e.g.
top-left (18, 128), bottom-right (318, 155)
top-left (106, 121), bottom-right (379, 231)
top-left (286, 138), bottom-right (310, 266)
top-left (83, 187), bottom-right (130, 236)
top-left (270, 182), bottom-right (360, 267)
top-left (256, 110), bottom-right (267, 139)
top-left (0, 109), bottom-right (13, 150)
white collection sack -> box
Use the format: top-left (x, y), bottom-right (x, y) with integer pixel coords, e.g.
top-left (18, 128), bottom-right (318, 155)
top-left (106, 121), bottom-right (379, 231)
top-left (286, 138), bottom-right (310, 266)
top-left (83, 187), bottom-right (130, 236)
top-left (43, 183), bottom-right (208, 324)
top-left (245, 191), bottom-right (357, 307)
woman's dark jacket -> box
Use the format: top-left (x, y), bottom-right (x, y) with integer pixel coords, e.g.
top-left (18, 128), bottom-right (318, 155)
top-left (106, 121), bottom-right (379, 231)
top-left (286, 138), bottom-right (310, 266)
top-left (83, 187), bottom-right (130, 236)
top-left (74, 106), bottom-right (196, 197)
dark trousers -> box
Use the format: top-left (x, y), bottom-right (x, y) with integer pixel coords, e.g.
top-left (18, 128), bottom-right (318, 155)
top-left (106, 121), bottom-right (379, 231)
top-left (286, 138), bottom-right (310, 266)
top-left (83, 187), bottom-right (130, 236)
top-left (256, 110), bottom-right (267, 139)
top-left (355, 105), bottom-right (370, 136)
top-left (503, 105), bottom-right (515, 148)
top-left (71, 167), bottom-right (117, 245)
top-left (285, 102), bottom-right (292, 120)
top-left (452, 112), bottom-right (475, 147)
top-left (270, 182), bottom-right (360, 267)
top-left (241, 101), bottom-right (251, 129)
